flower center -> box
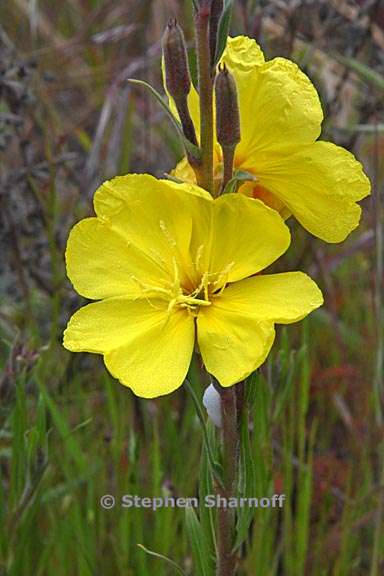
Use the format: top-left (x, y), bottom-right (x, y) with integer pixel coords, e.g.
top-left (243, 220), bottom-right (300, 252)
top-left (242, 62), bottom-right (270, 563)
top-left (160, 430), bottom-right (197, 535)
top-left (130, 257), bottom-right (234, 318)
top-left (169, 292), bottom-right (211, 317)
top-left (169, 270), bottom-right (214, 317)
top-left (129, 223), bottom-right (235, 317)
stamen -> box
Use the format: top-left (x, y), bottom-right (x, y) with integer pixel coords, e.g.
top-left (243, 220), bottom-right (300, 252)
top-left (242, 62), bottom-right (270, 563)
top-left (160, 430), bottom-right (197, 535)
top-left (180, 295), bottom-right (211, 307)
top-left (203, 273), bottom-right (209, 301)
top-left (194, 244), bottom-right (205, 273)
top-left (189, 271), bottom-right (207, 299)
top-left (145, 298), bottom-right (165, 311)
top-left (172, 257), bottom-right (181, 292)
top-left (160, 220), bottom-right (196, 287)
top-left (160, 220), bottom-right (177, 248)
top-left (167, 298), bottom-right (178, 315)
top-left (212, 261), bottom-right (235, 293)
top-left (130, 275), bottom-right (173, 298)
top-left (128, 255), bottom-right (236, 318)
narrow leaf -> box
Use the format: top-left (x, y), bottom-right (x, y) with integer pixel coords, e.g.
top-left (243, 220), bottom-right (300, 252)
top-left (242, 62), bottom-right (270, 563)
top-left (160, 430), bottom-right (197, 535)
top-left (214, 0), bottom-right (234, 67)
top-left (244, 370), bottom-right (259, 408)
top-left (185, 506), bottom-right (215, 576)
top-left (137, 544), bottom-right (187, 575)
top-left (333, 53), bottom-right (384, 90)
top-left (233, 407), bottom-right (257, 551)
top-left (128, 79), bottom-right (202, 162)
top-left (198, 425), bottom-right (217, 556)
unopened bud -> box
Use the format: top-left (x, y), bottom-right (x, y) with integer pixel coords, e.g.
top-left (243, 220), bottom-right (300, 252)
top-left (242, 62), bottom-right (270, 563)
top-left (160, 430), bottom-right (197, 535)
top-left (162, 18), bottom-right (191, 100)
top-left (210, 0), bottom-right (223, 66)
top-left (215, 64), bottom-right (241, 148)
top-left (203, 384), bottom-right (222, 428)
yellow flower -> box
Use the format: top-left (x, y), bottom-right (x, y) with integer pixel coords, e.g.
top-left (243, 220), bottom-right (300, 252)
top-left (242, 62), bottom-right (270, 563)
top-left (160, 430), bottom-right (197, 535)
top-left (169, 36), bottom-right (371, 243)
top-left (63, 174), bottom-right (323, 398)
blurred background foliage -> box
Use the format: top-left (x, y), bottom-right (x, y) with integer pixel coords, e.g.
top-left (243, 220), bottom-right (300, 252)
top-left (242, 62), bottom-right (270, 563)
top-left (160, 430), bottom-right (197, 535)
top-left (0, 0), bottom-right (383, 574)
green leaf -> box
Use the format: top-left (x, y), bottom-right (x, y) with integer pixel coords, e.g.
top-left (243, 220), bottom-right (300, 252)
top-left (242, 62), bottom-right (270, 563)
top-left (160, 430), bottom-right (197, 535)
top-left (37, 380), bottom-right (87, 471)
top-left (214, 0), bottom-right (234, 67)
top-left (185, 376), bottom-right (224, 487)
top-left (332, 53), bottom-right (384, 90)
top-left (233, 407), bottom-right (257, 551)
top-left (127, 79), bottom-right (202, 163)
top-left (222, 169), bottom-right (257, 195)
top-left (137, 544), bottom-right (187, 575)
top-left (185, 507), bottom-right (215, 576)
top-left (198, 423), bottom-right (218, 557)
top-left (188, 46), bottom-right (199, 90)
top-left (295, 421), bottom-right (317, 574)
top-left (244, 370), bottom-right (260, 408)
top-left (272, 343), bottom-right (300, 423)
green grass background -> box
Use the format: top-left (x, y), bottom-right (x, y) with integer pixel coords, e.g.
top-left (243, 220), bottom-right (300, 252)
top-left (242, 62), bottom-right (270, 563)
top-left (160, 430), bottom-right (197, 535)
top-left (1, 0), bottom-right (383, 574)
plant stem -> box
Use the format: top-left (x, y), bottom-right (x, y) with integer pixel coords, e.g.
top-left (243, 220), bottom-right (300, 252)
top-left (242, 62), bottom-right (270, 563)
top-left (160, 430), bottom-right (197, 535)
top-left (216, 386), bottom-right (238, 576)
top-left (221, 145), bottom-right (235, 193)
top-left (195, 3), bottom-right (214, 194)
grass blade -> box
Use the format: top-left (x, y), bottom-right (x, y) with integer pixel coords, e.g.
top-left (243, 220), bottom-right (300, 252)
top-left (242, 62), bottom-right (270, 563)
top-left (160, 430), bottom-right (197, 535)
top-left (185, 506), bottom-right (215, 576)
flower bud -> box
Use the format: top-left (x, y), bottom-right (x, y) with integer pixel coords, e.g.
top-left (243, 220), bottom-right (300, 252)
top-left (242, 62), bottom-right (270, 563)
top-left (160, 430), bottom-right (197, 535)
top-left (215, 64), bottom-right (241, 148)
top-left (203, 383), bottom-right (222, 427)
top-left (162, 18), bottom-right (191, 100)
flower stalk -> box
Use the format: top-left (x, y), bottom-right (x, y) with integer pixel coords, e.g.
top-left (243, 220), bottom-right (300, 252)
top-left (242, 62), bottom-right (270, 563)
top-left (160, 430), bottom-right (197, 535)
top-left (195, 1), bottom-right (215, 194)
top-left (216, 384), bottom-right (238, 576)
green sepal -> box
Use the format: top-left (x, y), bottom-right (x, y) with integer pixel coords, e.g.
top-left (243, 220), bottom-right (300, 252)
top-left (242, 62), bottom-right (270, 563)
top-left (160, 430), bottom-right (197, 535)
top-left (222, 169), bottom-right (257, 195)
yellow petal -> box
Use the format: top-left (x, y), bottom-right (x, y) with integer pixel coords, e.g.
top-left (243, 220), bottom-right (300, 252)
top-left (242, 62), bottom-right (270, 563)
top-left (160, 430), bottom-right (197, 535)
top-left (221, 36), bottom-right (265, 71)
top-left (169, 37), bottom-right (322, 192)
top-left (184, 84), bottom-right (201, 142)
top-left (197, 307), bottom-right (275, 387)
top-left (105, 306), bottom-right (195, 398)
top-left (93, 174), bottom-right (213, 285)
top-left (197, 271), bottom-right (323, 386)
top-left (257, 141), bottom-right (371, 242)
top-left (231, 57), bottom-right (323, 167)
top-left (209, 194), bottom-right (291, 282)
top-left (64, 297), bottom-right (164, 353)
top-left (64, 298), bottom-right (195, 398)
top-left (66, 218), bottom-right (171, 300)
top-left (211, 272), bottom-right (323, 324)
top-left (172, 157), bottom-right (197, 184)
